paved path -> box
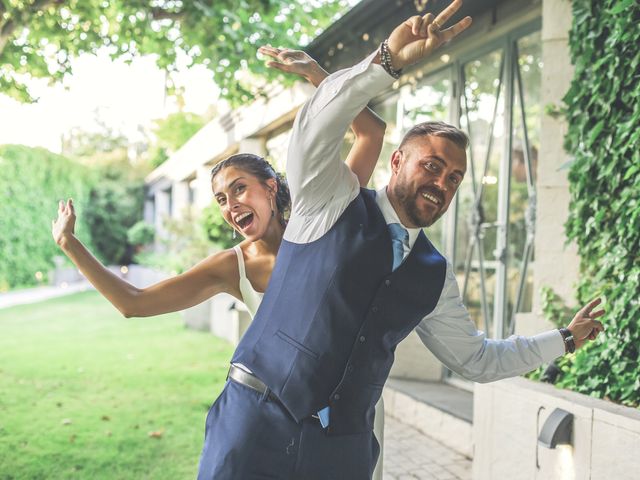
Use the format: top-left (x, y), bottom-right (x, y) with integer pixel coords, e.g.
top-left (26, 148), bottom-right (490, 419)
top-left (0, 281), bottom-right (91, 309)
top-left (383, 416), bottom-right (472, 480)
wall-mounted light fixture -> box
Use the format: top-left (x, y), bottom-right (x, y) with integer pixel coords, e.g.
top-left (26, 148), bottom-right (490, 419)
top-left (538, 408), bottom-right (573, 449)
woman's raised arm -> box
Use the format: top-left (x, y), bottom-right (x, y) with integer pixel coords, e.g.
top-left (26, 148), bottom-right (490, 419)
top-left (52, 199), bottom-right (238, 318)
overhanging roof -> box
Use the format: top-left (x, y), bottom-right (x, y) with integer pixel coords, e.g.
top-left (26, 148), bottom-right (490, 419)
top-left (307, 0), bottom-right (503, 72)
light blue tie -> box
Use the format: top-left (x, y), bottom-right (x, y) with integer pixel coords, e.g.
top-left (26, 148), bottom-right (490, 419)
top-left (388, 223), bottom-right (409, 270)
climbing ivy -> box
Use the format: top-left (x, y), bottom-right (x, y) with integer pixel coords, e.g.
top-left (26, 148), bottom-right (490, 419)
top-left (560, 0), bottom-right (640, 407)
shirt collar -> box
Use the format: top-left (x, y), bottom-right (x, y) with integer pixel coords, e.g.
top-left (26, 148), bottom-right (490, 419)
top-left (376, 186), bottom-right (421, 250)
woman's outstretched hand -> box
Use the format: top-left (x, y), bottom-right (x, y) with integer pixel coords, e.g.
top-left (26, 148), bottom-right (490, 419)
top-left (52, 199), bottom-right (76, 248)
top-left (258, 46), bottom-right (328, 87)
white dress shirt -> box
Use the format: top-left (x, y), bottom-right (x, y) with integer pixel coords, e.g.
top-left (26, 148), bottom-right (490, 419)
top-left (285, 51), bottom-right (565, 382)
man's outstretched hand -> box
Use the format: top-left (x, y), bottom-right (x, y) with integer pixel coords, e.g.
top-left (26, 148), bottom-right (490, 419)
top-left (387, 0), bottom-right (472, 70)
top-left (567, 298), bottom-right (606, 349)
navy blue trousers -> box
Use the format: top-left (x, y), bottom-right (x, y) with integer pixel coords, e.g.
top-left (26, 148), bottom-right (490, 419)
top-left (197, 380), bottom-right (380, 479)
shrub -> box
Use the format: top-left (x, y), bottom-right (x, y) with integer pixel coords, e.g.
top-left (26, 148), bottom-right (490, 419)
top-left (558, 0), bottom-right (640, 407)
top-left (135, 208), bottom-right (216, 274)
top-left (127, 221), bottom-right (155, 247)
top-left (200, 202), bottom-right (236, 251)
top-left (83, 179), bottom-right (145, 265)
top-left (0, 145), bottom-right (95, 290)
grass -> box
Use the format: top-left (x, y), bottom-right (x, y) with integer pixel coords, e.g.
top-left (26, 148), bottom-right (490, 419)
top-left (0, 291), bottom-right (233, 479)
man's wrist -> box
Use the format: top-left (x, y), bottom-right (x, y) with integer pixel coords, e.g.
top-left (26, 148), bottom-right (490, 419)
top-left (379, 39), bottom-right (402, 79)
top-left (558, 327), bottom-right (576, 354)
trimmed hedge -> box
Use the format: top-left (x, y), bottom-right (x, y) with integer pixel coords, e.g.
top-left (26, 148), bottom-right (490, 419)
top-left (0, 145), bottom-right (95, 290)
top-left (559, 0), bottom-right (640, 407)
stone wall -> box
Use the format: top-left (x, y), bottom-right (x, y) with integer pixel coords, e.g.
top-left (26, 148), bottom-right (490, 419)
top-left (533, 0), bottom-right (579, 313)
top-left (473, 377), bottom-right (640, 480)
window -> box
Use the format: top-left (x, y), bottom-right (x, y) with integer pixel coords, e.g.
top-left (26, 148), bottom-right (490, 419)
top-left (371, 23), bottom-right (542, 344)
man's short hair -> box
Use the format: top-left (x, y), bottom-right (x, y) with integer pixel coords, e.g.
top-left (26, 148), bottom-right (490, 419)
top-left (398, 121), bottom-right (469, 151)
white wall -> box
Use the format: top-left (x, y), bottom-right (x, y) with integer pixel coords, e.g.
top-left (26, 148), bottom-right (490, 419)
top-left (473, 377), bottom-right (640, 480)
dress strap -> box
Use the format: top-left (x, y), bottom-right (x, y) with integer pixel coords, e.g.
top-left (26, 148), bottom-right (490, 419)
top-left (233, 245), bottom-right (247, 279)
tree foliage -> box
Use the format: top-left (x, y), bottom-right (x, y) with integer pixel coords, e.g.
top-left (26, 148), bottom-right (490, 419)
top-left (559, 0), bottom-right (640, 407)
top-left (135, 208), bottom-right (217, 275)
top-left (148, 110), bottom-right (209, 168)
top-left (62, 125), bottom-right (150, 265)
top-left (127, 220), bottom-right (154, 246)
top-left (201, 201), bottom-right (236, 251)
top-left (0, 0), bottom-right (350, 105)
top-left (83, 177), bottom-right (145, 265)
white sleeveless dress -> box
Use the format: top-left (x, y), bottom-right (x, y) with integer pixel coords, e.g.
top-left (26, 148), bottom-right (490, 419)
top-left (233, 245), bottom-right (263, 317)
top-left (232, 245), bottom-right (384, 479)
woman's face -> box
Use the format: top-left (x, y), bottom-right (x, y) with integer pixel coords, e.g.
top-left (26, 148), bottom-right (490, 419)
top-left (212, 166), bottom-right (277, 241)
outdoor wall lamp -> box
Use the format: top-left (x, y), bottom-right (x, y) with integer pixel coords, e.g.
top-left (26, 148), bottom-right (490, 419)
top-left (537, 408), bottom-right (573, 449)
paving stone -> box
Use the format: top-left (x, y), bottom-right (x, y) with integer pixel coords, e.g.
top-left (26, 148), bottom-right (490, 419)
top-left (383, 416), bottom-right (472, 480)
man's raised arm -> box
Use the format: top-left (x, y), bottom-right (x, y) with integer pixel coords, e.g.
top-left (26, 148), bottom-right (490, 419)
top-left (285, 51), bottom-right (393, 219)
top-left (286, 1), bottom-right (472, 221)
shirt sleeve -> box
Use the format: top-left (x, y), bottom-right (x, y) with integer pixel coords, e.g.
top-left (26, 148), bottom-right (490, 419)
top-left (414, 261), bottom-right (566, 383)
top-left (284, 51), bottom-right (395, 243)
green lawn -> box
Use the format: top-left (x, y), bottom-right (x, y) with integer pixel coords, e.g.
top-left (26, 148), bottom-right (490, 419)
top-left (0, 291), bottom-right (233, 479)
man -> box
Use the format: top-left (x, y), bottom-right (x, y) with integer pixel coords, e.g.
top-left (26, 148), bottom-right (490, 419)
top-left (198, 1), bottom-right (605, 478)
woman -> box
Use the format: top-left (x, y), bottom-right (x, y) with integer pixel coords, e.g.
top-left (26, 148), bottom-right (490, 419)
top-left (52, 47), bottom-right (387, 478)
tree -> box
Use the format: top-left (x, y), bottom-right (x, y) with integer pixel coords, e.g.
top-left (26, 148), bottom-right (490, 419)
top-left (62, 123), bottom-right (149, 265)
top-left (148, 110), bottom-right (210, 168)
top-left (0, 0), bottom-right (350, 105)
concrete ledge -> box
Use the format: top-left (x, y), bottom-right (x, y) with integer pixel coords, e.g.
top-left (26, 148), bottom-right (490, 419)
top-left (384, 378), bottom-right (473, 458)
top-left (473, 377), bottom-right (640, 480)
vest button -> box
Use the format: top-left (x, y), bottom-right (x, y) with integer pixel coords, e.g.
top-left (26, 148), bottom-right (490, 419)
top-left (347, 364), bottom-right (354, 372)
top-left (359, 335), bottom-right (366, 343)
top-left (372, 306), bottom-right (379, 313)
top-left (334, 394), bottom-right (341, 401)
top-left (385, 279), bottom-right (391, 286)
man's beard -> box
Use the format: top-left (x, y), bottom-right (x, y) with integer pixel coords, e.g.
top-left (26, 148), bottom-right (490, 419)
top-left (394, 181), bottom-right (444, 228)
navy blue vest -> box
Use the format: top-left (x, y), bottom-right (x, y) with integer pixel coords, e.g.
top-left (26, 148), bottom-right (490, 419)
top-left (232, 188), bottom-right (447, 435)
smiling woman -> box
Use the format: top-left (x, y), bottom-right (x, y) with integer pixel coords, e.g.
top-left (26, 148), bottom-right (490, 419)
top-left (211, 154), bottom-right (290, 243)
top-left (49, 45), bottom-right (388, 476)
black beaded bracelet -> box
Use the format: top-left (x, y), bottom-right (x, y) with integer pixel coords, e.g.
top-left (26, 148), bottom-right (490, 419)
top-left (379, 39), bottom-right (402, 79)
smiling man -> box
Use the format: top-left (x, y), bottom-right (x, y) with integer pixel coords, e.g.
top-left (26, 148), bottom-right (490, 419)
top-left (387, 122), bottom-right (467, 228)
top-left (197, 2), bottom-right (606, 479)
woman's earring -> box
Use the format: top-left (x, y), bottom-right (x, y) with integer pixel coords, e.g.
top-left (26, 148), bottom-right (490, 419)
top-left (270, 196), bottom-right (275, 218)
top-left (232, 228), bottom-right (237, 240)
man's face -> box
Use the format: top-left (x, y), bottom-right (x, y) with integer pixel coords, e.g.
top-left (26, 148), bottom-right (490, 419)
top-left (387, 135), bottom-right (467, 228)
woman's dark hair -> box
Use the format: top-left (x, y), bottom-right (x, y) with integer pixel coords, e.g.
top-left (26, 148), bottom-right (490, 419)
top-left (210, 153), bottom-right (291, 226)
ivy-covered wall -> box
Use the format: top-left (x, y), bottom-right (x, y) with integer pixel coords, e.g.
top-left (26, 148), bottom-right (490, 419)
top-left (560, 0), bottom-right (640, 407)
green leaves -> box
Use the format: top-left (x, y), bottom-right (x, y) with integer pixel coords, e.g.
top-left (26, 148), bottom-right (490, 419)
top-left (0, 145), bottom-right (95, 290)
top-left (561, 0), bottom-right (640, 408)
top-left (609, 0), bottom-right (635, 14)
top-left (0, 0), bottom-right (351, 105)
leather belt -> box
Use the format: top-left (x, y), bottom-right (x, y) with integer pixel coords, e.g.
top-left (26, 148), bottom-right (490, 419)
top-left (227, 364), bottom-right (282, 404)
top-left (227, 364), bottom-right (321, 424)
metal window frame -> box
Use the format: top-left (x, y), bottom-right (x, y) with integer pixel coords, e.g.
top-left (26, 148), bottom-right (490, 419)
top-left (428, 20), bottom-right (542, 386)
top-left (451, 19), bottom-right (541, 340)
top-left (369, 18), bottom-right (542, 388)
